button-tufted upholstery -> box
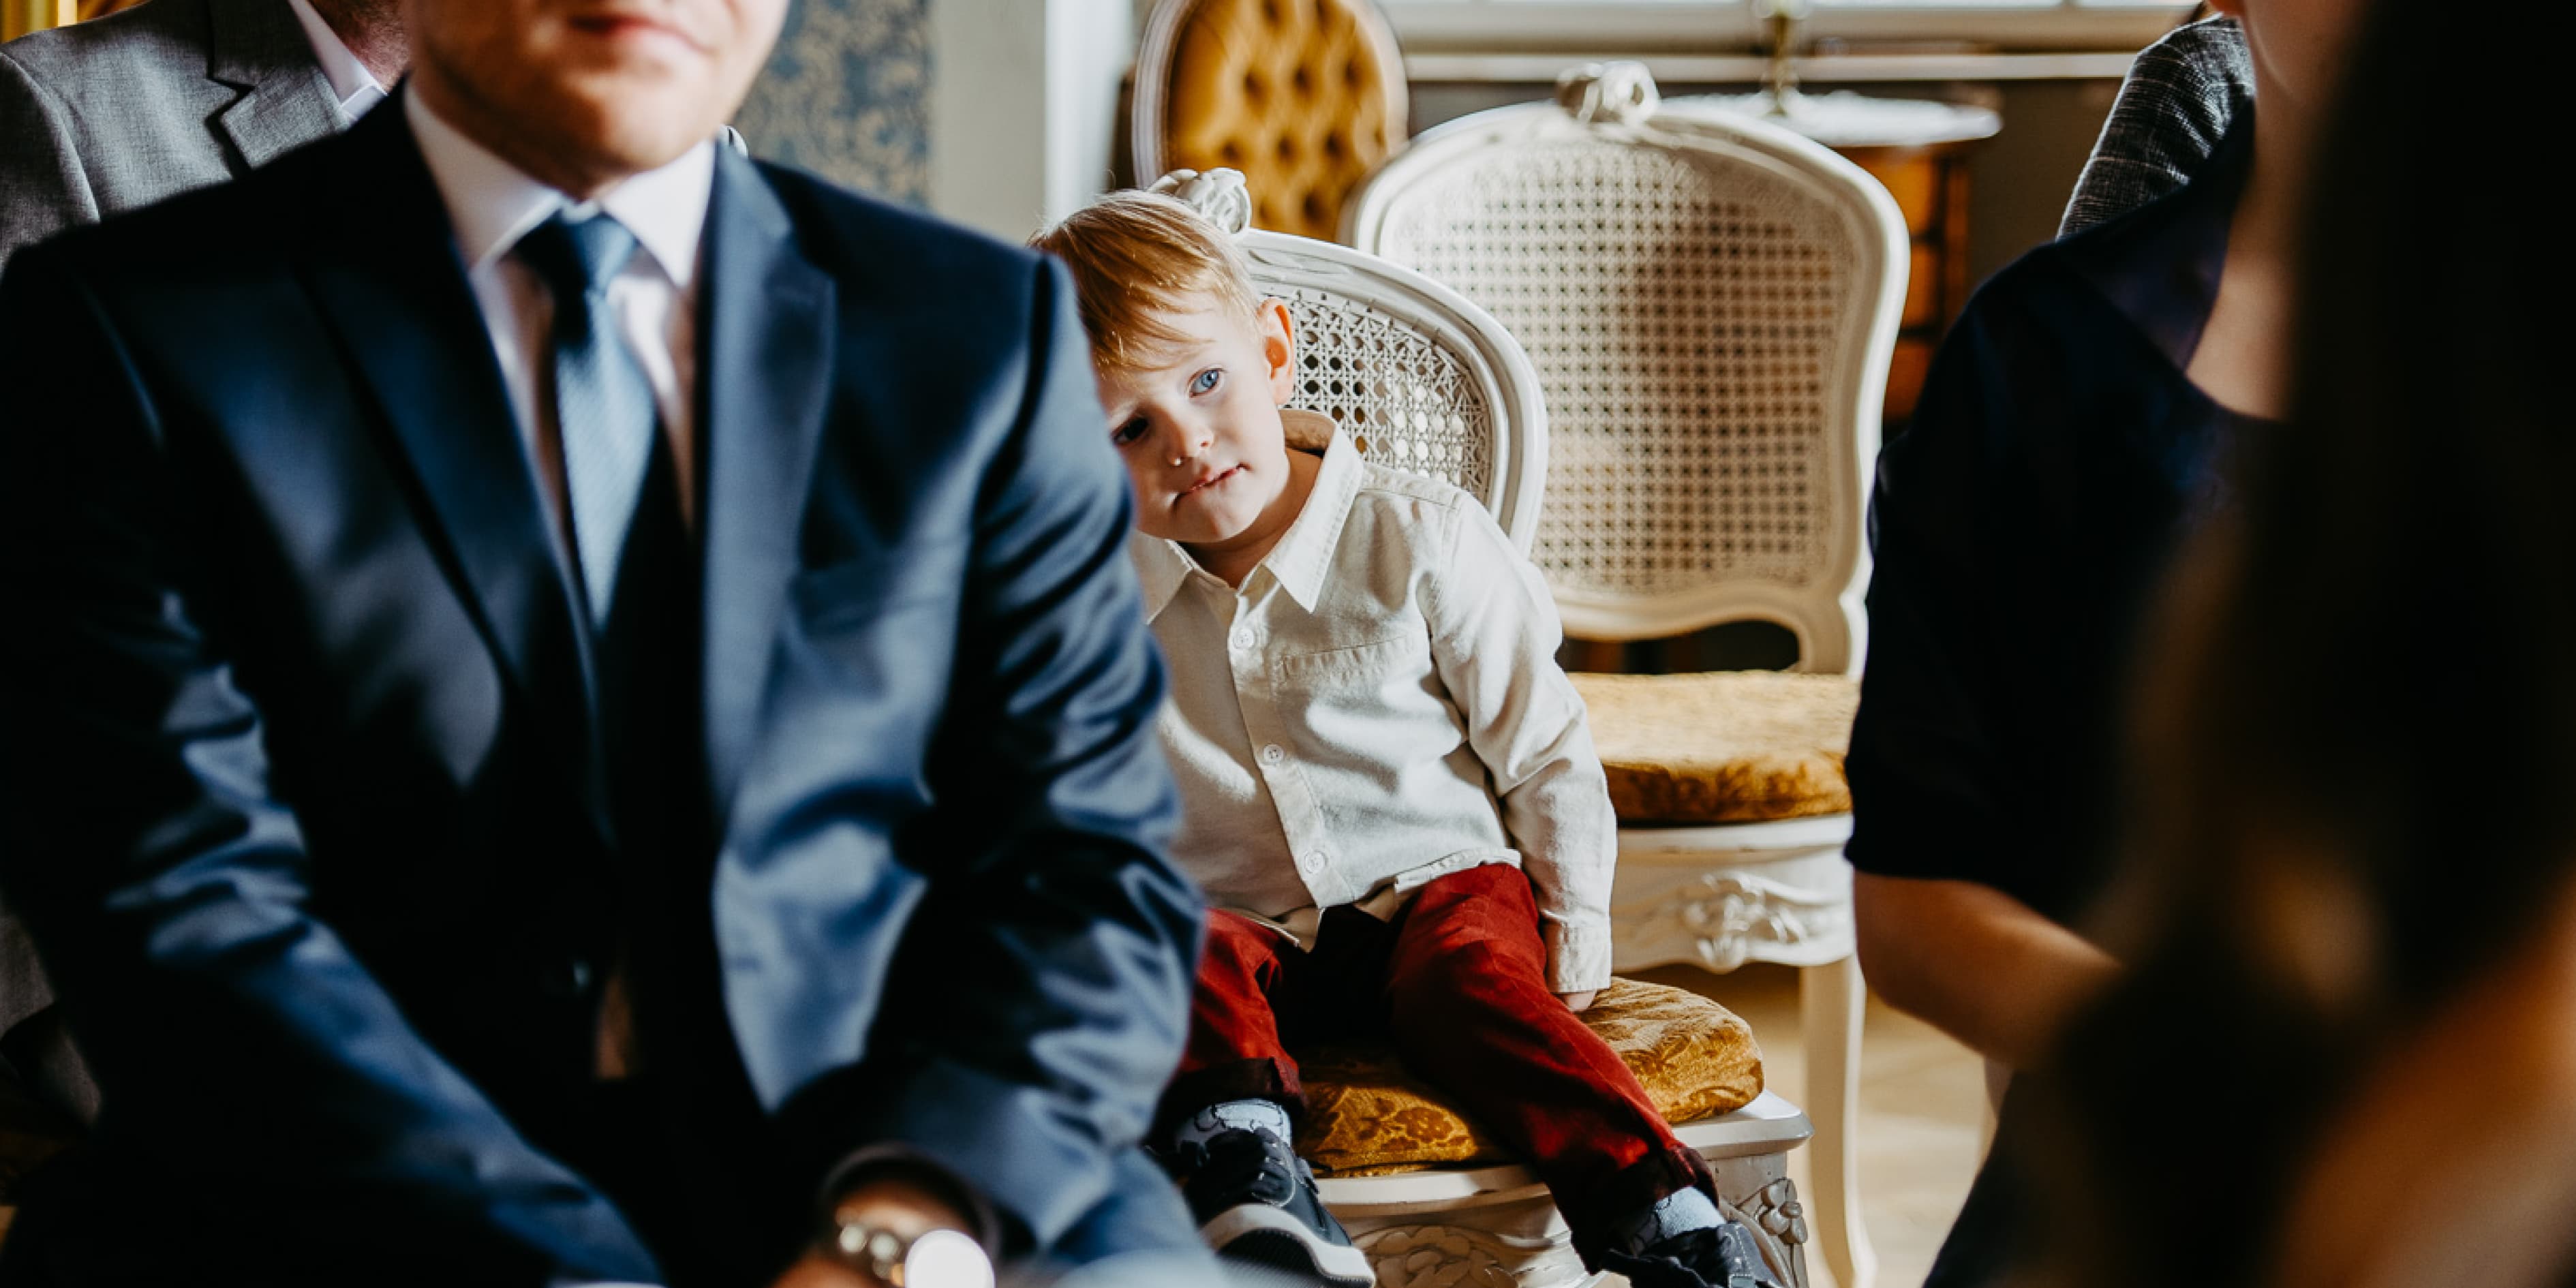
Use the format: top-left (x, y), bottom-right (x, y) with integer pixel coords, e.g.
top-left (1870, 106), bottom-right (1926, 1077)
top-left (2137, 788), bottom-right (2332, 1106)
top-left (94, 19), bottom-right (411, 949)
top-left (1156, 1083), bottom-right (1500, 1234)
top-left (1295, 978), bottom-right (1763, 1177)
top-left (1137, 0), bottom-right (1407, 241)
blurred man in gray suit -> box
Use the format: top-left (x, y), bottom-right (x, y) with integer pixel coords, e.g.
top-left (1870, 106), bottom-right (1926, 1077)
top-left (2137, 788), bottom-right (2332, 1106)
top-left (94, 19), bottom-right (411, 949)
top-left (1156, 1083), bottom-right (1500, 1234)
top-left (0, 0), bottom-right (406, 1129)
top-left (0, 0), bottom-right (404, 273)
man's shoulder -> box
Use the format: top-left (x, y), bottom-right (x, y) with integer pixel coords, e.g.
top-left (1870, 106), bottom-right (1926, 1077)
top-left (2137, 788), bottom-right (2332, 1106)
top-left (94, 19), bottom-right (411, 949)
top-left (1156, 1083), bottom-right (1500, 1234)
top-left (753, 161), bottom-right (1051, 313)
top-left (11, 124), bottom-right (318, 292)
top-left (1960, 232), bottom-right (2095, 318)
top-left (1, 0), bottom-right (216, 89)
top-left (1923, 236), bottom-right (2124, 383)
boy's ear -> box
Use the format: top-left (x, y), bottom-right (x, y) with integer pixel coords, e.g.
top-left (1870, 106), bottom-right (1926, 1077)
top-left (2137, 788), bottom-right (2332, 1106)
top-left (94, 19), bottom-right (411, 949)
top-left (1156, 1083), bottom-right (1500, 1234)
top-left (1257, 298), bottom-right (1298, 407)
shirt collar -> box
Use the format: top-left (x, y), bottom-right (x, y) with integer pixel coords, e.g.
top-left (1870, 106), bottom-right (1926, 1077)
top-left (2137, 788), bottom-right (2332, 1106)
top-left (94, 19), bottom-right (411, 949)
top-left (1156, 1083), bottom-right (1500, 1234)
top-left (1133, 410), bottom-right (1364, 617)
top-left (284, 0), bottom-right (385, 117)
top-left (403, 89), bottom-right (714, 290)
top-left (1131, 530), bottom-right (1195, 620)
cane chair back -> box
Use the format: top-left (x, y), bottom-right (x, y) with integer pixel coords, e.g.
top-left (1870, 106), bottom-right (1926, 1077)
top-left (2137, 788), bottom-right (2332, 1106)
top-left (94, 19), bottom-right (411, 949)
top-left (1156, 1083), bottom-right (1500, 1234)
top-left (1133, 0), bottom-right (1407, 241)
top-left (1155, 169), bottom-right (1547, 549)
top-left (1346, 64), bottom-right (1907, 673)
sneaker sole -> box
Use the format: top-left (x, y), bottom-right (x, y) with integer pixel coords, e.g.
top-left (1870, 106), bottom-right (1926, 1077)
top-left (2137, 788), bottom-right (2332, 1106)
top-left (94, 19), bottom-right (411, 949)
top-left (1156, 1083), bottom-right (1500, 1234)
top-left (1202, 1203), bottom-right (1376, 1287)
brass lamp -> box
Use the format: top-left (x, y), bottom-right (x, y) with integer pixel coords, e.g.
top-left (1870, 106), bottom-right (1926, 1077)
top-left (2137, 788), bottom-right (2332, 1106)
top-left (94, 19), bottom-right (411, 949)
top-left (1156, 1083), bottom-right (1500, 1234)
top-left (1758, 0), bottom-right (1814, 114)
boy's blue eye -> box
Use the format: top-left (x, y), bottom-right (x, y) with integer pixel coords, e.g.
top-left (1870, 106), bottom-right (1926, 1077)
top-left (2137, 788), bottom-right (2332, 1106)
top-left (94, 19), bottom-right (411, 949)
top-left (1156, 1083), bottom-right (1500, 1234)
top-left (1190, 368), bottom-right (1223, 395)
top-left (1111, 417), bottom-right (1148, 447)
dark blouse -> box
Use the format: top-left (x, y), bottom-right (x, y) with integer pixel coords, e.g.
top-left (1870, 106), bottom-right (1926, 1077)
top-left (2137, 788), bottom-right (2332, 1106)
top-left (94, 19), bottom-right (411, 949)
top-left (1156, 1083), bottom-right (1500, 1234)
top-left (1846, 119), bottom-right (2264, 929)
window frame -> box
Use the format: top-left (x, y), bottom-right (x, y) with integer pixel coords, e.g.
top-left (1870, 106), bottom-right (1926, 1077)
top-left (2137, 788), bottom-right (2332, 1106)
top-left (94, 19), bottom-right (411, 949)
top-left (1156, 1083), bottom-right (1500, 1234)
top-left (1384, 0), bottom-right (2197, 55)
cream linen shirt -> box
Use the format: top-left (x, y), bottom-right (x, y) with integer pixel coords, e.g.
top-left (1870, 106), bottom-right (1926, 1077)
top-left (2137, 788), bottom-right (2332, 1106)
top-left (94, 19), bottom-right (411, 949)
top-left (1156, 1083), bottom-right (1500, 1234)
top-left (1134, 414), bottom-right (1617, 993)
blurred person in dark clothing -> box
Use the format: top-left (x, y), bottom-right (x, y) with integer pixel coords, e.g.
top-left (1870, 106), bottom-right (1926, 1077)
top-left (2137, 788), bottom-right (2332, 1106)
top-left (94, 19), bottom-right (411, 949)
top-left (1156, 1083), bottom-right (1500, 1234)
top-left (2032, 3), bottom-right (2576, 1287)
top-left (1843, 0), bottom-right (2370, 1283)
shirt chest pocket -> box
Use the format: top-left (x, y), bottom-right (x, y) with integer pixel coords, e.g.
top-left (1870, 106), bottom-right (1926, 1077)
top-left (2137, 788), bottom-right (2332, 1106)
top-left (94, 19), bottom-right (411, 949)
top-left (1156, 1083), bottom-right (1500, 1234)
top-left (1270, 630), bottom-right (1458, 762)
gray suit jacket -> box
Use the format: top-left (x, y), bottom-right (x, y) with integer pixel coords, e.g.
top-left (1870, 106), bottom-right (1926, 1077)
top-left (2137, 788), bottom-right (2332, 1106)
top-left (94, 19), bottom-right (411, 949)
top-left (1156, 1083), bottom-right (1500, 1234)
top-left (0, 0), bottom-right (342, 275)
top-left (2058, 16), bottom-right (2252, 238)
top-left (0, 0), bottom-right (339, 1053)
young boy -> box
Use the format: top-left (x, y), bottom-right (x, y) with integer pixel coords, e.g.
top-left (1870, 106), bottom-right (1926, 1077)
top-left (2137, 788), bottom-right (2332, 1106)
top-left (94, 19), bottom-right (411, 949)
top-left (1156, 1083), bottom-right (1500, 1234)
top-left (1032, 187), bottom-right (1781, 1288)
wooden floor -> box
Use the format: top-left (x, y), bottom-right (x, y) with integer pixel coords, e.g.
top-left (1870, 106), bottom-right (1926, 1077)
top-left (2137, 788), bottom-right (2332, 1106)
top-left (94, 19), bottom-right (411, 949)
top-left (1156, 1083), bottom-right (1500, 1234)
top-left (1620, 962), bottom-right (1989, 1288)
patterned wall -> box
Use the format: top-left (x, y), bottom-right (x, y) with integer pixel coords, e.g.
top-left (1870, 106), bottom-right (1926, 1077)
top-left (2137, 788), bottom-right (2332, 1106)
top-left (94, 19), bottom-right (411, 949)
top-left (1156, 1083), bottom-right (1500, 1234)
top-left (732, 0), bottom-right (933, 205)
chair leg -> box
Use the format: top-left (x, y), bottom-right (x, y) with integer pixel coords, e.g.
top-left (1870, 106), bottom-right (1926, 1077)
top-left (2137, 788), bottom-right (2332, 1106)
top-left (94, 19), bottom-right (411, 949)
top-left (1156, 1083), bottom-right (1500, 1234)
top-left (1798, 955), bottom-right (1875, 1288)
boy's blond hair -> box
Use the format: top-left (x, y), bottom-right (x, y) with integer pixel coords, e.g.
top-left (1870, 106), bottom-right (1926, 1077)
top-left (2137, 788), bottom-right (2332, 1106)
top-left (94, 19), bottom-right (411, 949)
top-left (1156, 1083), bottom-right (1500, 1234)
top-left (1031, 190), bottom-right (1264, 377)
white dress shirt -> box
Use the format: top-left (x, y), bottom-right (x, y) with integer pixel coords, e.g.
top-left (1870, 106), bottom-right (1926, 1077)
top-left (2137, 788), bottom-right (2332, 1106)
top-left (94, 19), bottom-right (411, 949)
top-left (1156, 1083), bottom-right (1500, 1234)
top-left (403, 91), bottom-right (714, 1288)
top-left (284, 0), bottom-right (387, 121)
top-left (1133, 414), bottom-right (1619, 993)
top-left (405, 90), bottom-right (713, 539)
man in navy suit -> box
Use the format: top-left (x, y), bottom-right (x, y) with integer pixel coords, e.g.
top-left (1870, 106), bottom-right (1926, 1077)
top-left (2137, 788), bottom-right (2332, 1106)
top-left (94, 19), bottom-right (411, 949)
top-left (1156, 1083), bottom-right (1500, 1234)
top-left (0, 1), bottom-right (1208, 1285)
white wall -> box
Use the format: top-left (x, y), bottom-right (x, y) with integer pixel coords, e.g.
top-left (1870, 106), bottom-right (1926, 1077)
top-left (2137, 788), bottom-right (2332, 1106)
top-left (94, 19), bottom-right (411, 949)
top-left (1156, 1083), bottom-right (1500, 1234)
top-left (929, 0), bottom-right (1134, 241)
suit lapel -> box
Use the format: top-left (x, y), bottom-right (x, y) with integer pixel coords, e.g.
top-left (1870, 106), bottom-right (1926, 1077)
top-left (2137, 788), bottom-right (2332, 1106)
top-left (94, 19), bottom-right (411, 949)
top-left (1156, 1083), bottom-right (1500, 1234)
top-left (698, 151), bottom-right (835, 815)
top-left (207, 0), bottom-right (346, 172)
top-left (296, 104), bottom-right (602, 814)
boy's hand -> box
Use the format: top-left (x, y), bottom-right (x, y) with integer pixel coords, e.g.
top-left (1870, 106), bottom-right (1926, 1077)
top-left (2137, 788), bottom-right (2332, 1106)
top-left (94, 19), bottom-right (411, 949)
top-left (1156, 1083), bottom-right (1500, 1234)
top-left (1559, 990), bottom-right (1598, 1013)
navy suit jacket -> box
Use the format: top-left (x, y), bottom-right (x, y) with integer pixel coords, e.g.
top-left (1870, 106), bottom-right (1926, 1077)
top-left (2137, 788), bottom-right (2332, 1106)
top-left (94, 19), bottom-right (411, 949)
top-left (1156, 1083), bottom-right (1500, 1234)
top-left (0, 99), bottom-right (1199, 1285)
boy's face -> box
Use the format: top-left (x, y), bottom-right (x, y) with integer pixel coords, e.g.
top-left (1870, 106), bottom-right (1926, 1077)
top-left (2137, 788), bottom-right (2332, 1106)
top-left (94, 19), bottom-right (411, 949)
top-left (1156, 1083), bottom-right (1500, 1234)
top-left (1097, 294), bottom-right (1302, 554)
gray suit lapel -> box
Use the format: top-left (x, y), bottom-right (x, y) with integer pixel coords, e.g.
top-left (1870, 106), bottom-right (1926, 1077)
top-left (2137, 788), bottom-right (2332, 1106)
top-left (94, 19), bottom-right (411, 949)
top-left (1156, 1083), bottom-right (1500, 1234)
top-left (207, 0), bottom-right (344, 171)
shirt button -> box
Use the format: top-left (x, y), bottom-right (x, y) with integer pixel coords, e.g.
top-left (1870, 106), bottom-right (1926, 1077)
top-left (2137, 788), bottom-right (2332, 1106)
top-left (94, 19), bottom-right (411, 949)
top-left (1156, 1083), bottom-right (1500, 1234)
top-left (1231, 628), bottom-right (1257, 651)
top-left (1260, 744), bottom-right (1285, 765)
top-left (1299, 851), bottom-right (1327, 874)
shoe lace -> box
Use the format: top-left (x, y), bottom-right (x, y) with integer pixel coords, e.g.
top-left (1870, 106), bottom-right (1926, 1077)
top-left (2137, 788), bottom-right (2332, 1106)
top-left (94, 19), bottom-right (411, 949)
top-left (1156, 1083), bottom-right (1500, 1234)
top-left (1177, 1129), bottom-right (1295, 1206)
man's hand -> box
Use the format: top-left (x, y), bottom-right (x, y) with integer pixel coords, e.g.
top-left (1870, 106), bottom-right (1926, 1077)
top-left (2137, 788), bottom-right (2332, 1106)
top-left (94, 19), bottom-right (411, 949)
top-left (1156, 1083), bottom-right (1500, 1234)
top-left (1559, 989), bottom-right (1598, 1013)
top-left (771, 1171), bottom-right (984, 1288)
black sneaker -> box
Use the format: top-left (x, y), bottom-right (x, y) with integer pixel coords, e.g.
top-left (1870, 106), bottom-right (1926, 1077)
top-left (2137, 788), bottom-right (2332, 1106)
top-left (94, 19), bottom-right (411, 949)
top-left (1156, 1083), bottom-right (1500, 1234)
top-left (1171, 1126), bottom-right (1374, 1287)
top-left (1597, 1219), bottom-right (1788, 1288)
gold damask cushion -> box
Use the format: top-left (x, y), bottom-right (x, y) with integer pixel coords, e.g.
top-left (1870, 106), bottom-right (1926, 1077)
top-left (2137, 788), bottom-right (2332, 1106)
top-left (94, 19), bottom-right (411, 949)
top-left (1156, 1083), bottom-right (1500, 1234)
top-left (1571, 671), bottom-right (1859, 825)
top-left (1295, 979), bottom-right (1763, 1177)
top-left (1160, 0), bottom-right (1403, 239)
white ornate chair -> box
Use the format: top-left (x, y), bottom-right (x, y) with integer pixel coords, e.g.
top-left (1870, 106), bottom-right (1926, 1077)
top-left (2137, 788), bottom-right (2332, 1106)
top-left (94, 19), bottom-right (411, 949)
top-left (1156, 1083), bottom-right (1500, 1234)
top-left (1346, 65), bottom-right (1910, 1288)
top-left (1157, 168), bottom-right (1818, 1288)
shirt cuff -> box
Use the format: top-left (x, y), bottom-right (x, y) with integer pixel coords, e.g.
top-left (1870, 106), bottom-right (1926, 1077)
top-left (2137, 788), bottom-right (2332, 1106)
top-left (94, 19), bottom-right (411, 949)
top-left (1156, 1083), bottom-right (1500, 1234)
top-left (823, 1144), bottom-right (1008, 1259)
top-left (1544, 917), bottom-right (1613, 994)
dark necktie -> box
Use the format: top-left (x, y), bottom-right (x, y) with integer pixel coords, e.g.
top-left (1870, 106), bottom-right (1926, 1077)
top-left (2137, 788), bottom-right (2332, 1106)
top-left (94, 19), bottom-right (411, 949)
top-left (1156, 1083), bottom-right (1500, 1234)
top-left (515, 212), bottom-right (660, 626)
top-left (518, 212), bottom-right (705, 1083)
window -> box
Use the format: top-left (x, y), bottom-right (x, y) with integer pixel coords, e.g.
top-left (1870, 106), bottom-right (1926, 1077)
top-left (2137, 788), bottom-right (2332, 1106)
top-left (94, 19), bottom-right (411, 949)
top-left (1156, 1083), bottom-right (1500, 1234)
top-left (1387, 0), bottom-right (2198, 56)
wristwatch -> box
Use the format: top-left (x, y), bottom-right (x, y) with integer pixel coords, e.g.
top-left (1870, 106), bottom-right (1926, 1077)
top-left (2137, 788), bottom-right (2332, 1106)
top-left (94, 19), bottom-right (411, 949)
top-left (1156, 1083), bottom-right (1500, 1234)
top-left (818, 1214), bottom-right (996, 1288)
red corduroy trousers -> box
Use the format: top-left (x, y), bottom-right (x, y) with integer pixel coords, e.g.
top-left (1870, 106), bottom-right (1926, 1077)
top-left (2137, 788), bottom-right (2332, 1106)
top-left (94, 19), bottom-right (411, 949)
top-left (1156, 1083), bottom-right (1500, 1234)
top-left (1161, 862), bottom-right (1714, 1265)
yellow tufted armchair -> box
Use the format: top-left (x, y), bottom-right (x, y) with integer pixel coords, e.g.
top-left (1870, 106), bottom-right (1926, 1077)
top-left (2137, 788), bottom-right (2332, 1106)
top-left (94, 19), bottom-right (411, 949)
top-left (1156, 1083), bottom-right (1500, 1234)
top-left (1131, 0), bottom-right (1408, 242)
